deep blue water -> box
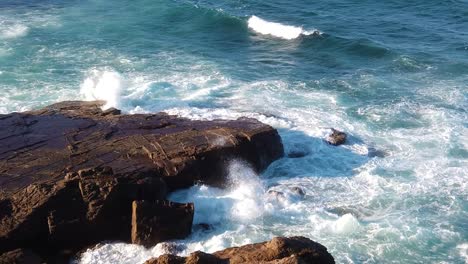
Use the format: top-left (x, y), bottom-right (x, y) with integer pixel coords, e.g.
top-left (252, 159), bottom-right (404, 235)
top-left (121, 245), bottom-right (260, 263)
top-left (1, 0), bottom-right (467, 263)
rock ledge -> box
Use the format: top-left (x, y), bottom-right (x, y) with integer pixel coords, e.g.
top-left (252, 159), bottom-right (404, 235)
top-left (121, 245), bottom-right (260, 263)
top-left (0, 101), bottom-right (284, 262)
top-left (145, 236), bottom-right (335, 264)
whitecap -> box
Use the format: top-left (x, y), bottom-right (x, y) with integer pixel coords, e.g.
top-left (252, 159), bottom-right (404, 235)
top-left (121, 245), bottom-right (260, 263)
top-left (247, 15), bottom-right (320, 40)
top-left (0, 24), bottom-right (28, 39)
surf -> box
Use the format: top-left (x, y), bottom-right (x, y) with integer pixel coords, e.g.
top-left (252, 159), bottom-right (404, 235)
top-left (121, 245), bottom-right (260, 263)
top-left (247, 15), bottom-right (320, 40)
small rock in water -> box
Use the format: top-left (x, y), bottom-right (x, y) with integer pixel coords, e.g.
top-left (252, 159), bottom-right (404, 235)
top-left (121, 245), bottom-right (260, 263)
top-left (267, 190), bottom-right (285, 198)
top-left (290, 186), bottom-right (306, 197)
top-left (326, 128), bottom-right (347, 146)
top-left (266, 190), bottom-right (287, 203)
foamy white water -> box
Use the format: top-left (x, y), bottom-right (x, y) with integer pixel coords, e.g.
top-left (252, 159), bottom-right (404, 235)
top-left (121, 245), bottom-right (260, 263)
top-left (80, 69), bottom-right (124, 109)
top-left (78, 72), bottom-right (467, 263)
top-left (247, 15), bottom-right (319, 39)
top-left (0, 24), bottom-right (28, 39)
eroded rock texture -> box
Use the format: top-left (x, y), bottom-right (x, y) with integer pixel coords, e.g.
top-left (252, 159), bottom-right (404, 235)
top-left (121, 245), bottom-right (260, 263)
top-left (0, 101), bottom-right (284, 260)
top-left (131, 200), bottom-right (194, 247)
top-left (325, 128), bottom-right (347, 146)
top-left (144, 236), bottom-right (335, 264)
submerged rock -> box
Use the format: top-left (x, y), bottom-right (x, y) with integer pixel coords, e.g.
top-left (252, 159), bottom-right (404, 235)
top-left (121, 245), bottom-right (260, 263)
top-left (195, 223), bottom-right (213, 232)
top-left (290, 186), bottom-right (306, 197)
top-left (325, 128), bottom-right (347, 146)
top-left (367, 147), bottom-right (388, 158)
top-left (0, 101), bottom-right (284, 260)
top-left (144, 236), bottom-right (335, 264)
top-left (286, 150), bottom-right (309, 158)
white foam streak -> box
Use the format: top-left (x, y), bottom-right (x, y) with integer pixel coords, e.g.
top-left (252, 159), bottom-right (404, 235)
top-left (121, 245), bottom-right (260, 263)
top-left (80, 69), bottom-right (123, 109)
top-left (247, 15), bottom-right (319, 40)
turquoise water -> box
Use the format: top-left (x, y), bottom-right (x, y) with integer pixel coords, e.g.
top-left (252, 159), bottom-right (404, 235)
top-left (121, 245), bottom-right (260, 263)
top-left (1, 0), bottom-right (467, 263)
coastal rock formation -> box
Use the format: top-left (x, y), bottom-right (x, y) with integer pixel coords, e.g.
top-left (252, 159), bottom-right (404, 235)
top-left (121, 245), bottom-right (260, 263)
top-left (0, 248), bottom-right (42, 264)
top-left (131, 200), bottom-right (194, 246)
top-left (0, 101), bottom-right (284, 261)
top-left (144, 236), bottom-right (335, 264)
top-left (325, 128), bottom-right (347, 146)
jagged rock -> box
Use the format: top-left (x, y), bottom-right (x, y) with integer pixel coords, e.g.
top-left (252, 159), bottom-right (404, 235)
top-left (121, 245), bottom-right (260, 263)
top-left (144, 236), bottom-right (335, 264)
top-left (325, 128), bottom-right (347, 146)
top-left (0, 248), bottom-right (43, 264)
top-left (131, 200), bottom-right (194, 247)
top-left (0, 101), bottom-right (284, 260)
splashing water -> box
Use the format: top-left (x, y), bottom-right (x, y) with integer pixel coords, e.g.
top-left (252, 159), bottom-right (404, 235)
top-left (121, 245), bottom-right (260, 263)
top-left (80, 69), bottom-right (124, 109)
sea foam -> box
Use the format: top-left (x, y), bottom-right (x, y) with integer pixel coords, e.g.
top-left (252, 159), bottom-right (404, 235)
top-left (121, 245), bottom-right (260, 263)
top-left (80, 69), bottom-right (123, 109)
top-left (0, 24), bottom-right (28, 39)
top-left (247, 15), bottom-right (319, 40)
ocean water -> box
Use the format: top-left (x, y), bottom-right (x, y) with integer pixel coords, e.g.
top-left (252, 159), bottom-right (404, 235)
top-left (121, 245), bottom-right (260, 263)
top-left (1, 0), bottom-right (467, 263)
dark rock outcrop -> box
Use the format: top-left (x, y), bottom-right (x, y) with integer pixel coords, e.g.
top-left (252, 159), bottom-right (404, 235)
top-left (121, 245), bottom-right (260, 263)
top-left (0, 248), bottom-right (43, 264)
top-left (325, 128), bottom-right (347, 146)
top-left (131, 200), bottom-right (194, 246)
top-left (0, 101), bottom-right (284, 260)
top-left (144, 236), bottom-right (335, 264)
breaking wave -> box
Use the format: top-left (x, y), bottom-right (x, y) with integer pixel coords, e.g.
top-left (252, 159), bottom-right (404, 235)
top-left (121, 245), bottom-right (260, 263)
top-left (247, 15), bottom-right (320, 40)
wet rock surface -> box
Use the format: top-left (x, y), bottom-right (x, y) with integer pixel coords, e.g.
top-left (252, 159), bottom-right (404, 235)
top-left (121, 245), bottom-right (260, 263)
top-left (144, 236), bottom-right (335, 264)
top-left (325, 128), bottom-right (347, 146)
top-left (0, 101), bottom-right (284, 261)
top-left (131, 200), bottom-right (194, 247)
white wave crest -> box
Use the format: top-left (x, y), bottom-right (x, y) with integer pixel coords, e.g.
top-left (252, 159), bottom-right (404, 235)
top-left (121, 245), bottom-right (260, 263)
top-left (247, 15), bottom-right (320, 40)
top-left (0, 24), bottom-right (29, 39)
top-left (80, 69), bottom-right (123, 109)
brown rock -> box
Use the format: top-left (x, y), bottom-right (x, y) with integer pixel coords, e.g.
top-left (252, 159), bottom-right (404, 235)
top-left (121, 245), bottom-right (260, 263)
top-left (144, 236), bottom-right (334, 264)
top-left (0, 101), bottom-right (283, 259)
top-left (325, 128), bottom-right (347, 146)
top-left (131, 200), bottom-right (194, 247)
top-left (0, 248), bottom-right (43, 264)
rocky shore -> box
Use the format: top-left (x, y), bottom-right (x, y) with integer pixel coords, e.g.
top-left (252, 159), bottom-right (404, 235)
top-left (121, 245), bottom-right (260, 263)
top-left (144, 236), bottom-right (335, 264)
top-left (0, 101), bottom-right (334, 263)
